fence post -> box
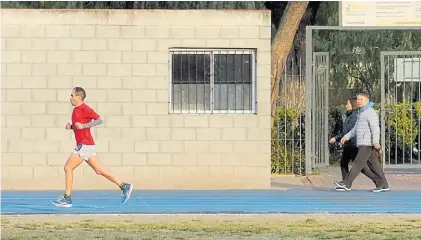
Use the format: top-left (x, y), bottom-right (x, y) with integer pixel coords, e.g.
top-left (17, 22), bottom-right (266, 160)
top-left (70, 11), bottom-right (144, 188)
top-left (305, 26), bottom-right (313, 175)
top-left (380, 52), bottom-right (386, 168)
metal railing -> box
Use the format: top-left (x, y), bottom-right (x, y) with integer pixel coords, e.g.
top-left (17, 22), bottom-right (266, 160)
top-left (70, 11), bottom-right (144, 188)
top-left (272, 55), bottom-right (305, 175)
top-left (168, 49), bottom-right (257, 114)
top-left (381, 51), bottom-right (421, 167)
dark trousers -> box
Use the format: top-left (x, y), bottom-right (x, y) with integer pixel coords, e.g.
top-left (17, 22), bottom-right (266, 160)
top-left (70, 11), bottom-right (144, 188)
top-left (341, 145), bottom-right (378, 184)
top-left (340, 145), bottom-right (358, 180)
top-left (344, 146), bottom-right (389, 188)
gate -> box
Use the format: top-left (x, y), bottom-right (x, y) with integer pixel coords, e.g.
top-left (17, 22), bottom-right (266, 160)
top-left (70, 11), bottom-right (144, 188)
top-left (311, 52), bottom-right (330, 169)
top-left (381, 51), bottom-right (421, 168)
top-left (303, 26), bottom-right (421, 175)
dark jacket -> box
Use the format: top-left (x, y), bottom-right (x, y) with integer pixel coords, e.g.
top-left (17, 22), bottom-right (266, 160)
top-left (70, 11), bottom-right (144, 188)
top-left (335, 109), bottom-right (358, 147)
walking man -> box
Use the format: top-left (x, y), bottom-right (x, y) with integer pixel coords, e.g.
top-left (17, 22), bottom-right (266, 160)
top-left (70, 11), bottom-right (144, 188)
top-left (335, 91), bottom-right (390, 192)
top-left (52, 87), bottom-right (133, 207)
top-left (329, 97), bottom-right (379, 191)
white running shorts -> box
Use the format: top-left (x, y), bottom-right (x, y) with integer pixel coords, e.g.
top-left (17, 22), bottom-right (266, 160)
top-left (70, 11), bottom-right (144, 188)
top-left (73, 144), bottom-right (96, 161)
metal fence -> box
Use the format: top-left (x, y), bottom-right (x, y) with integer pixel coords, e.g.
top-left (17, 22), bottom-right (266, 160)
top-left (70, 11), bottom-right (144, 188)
top-left (302, 27), bottom-right (421, 175)
top-left (272, 51), bottom-right (421, 175)
top-left (311, 52), bottom-right (330, 169)
top-left (381, 51), bottom-right (421, 167)
top-left (272, 55), bottom-right (363, 175)
top-left (272, 55), bottom-right (306, 175)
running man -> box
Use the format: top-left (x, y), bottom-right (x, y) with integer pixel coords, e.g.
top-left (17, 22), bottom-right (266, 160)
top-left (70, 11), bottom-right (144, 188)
top-left (52, 87), bottom-right (133, 207)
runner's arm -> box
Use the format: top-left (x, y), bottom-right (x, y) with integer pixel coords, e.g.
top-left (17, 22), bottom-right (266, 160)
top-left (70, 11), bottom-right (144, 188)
top-left (83, 107), bottom-right (103, 128)
top-left (83, 118), bottom-right (103, 128)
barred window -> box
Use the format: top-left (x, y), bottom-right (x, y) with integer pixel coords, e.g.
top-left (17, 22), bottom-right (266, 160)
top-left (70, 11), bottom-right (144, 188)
top-left (169, 49), bottom-right (256, 114)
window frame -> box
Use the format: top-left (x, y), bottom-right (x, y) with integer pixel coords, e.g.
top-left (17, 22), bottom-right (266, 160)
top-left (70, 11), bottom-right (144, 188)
top-left (168, 48), bottom-right (257, 114)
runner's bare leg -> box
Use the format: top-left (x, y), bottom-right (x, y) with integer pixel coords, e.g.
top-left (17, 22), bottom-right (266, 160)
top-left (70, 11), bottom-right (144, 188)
top-left (64, 153), bottom-right (84, 196)
top-left (87, 155), bottom-right (123, 187)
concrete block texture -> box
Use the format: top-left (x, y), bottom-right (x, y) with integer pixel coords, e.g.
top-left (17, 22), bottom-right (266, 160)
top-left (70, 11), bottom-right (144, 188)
top-left (1, 9), bottom-right (271, 190)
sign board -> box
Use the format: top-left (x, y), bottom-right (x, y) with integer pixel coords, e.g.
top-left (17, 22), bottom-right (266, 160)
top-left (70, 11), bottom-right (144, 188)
top-left (394, 57), bottom-right (421, 83)
top-left (340, 1), bottom-right (421, 26)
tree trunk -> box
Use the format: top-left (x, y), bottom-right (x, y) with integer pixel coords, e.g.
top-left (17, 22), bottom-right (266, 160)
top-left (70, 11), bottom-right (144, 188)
top-left (271, 1), bottom-right (309, 127)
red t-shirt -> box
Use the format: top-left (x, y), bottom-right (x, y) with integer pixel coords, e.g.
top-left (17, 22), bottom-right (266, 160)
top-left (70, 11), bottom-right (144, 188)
top-left (71, 103), bottom-right (100, 145)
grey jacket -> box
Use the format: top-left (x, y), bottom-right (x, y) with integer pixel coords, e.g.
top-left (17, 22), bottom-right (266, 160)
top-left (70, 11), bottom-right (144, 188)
top-left (344, 102), bottom-right (380, 147)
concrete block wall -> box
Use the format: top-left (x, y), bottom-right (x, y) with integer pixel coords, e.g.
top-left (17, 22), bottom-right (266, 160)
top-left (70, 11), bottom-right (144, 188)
top-left (1, 9), bottom-right (271, 190)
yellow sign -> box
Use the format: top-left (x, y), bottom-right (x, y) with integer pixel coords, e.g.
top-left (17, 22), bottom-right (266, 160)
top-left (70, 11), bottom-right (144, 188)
top-left (340, 1), bottom-right (421, 26)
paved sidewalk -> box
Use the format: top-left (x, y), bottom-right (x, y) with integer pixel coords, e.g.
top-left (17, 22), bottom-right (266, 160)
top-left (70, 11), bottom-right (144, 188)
top-left (272, 167), bottom-right (421, 190)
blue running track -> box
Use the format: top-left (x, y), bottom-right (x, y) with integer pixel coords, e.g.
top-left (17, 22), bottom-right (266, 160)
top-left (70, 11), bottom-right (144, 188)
top-left (2, 189), bottom-right (421, 215)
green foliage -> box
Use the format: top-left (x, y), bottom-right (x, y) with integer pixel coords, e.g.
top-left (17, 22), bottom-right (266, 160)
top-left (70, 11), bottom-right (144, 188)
top-left (384, 102), bottom-right (420, 164)
top-left (273, 103), bottom-right (421, 174)
top-left (313, 1), bottom-right (339, 26)
top-left (313, 29), bottom-right (421, 101)
top-left (386, 103), bottom-right (418, 146)
top-left (312, 2), bottom-right (421, 105)
top-left (327, 106), bottom-right (344, 164)
top-left (271, 145), bottom-right (303, 175)
top-left (414, 102), bottom-right (421, 119)
top-left (272, 108), bottom-right (305, 175)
